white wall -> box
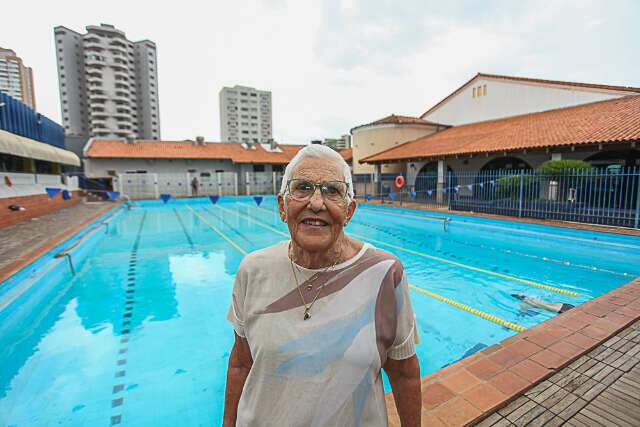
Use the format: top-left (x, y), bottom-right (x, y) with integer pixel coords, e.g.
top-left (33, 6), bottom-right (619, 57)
top-left (84, 158), bottom-right (239, 178)
top-left (423, 77), bottom-right (631, 126)
top-left (0, 173), bottom-right (78, 199)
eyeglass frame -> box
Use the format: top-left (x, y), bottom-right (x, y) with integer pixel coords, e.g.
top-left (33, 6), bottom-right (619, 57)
top-left (285, 178), bottom-right (351, 202)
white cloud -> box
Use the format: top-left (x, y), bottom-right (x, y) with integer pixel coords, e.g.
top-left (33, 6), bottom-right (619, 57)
top-left (2, 0), bottom-right (639, 145)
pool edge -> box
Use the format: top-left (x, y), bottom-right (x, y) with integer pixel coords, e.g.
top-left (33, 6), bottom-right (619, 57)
top-left (384, 276), bottom-right (640, 426)
top-left (0, 202), bottom-right (118, 284)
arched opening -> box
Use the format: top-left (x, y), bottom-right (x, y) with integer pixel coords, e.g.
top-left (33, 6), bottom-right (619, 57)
top-left (414, 162), bottom-right (457, 199)
top-left (480, 156), bottom-right (532, 172)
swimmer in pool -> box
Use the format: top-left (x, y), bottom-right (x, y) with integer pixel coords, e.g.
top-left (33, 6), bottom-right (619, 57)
top-left (511, 294), bottom-right (574, 314)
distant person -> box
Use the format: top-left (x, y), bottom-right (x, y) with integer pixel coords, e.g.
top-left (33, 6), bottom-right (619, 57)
top-left (511, 294), bottom-right (574, 314)
top-left (223, 144), bottom-right (421, 427)
top-left (191, 176), bottom-right (199, 196)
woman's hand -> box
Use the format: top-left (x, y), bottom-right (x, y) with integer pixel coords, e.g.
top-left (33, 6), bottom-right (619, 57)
top-left (384, 355), bottom-right (421, 427)
top-left (223, 333), bottom-right (253, 427)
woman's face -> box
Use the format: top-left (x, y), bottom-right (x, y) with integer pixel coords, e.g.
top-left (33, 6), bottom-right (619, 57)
top-left (278, 157), bottom-right (356, 254)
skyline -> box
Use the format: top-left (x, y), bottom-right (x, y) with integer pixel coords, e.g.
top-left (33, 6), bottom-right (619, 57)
top-left (3, 0), bottom-right (640, 145)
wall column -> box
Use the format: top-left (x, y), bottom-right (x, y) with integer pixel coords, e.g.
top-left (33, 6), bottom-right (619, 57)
top-left (437, 159), bottom-right (446, 203)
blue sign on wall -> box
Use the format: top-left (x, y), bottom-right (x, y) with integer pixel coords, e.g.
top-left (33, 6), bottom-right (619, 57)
top-left (0, 92), bottom-right (65, 149)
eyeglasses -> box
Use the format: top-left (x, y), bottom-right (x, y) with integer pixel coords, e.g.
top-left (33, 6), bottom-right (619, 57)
top-left (286, 179), bottom-right (349, 202)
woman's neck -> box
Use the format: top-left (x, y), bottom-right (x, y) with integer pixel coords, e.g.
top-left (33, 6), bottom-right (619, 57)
top-left (290, 234), bottom-right (356, 269)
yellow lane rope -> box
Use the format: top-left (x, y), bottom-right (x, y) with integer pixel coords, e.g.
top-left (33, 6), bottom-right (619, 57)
top-left (350, 233), bottom-right (579, 297)
top-left (185, 205), bottom-right (248, 255)
top-left (409, 284), bottom-right (526, 332)
top-left (236, 203), bottom-right (578, 297)
top-left (206, 204), bottom-right (527, 332)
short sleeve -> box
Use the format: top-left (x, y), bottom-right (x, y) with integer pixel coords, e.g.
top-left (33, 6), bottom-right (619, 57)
top-left (387, 272), bottom-right (420, 360)
top-left (227, 261), bottom-right (248, 338)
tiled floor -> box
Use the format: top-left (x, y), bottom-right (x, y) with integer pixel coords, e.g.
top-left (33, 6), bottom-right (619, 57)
top-left (476, 320), bottom-right (640, 426)
top-left (386, 279), bottom-right (640, 426)
top-left (0, 201), bottom-right (115, 281)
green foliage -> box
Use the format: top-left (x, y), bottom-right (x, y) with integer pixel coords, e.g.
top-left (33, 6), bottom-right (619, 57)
top-left (538, 160), bottom-right (592, 174)
top-left (496, 175), bottom-right (538, 199)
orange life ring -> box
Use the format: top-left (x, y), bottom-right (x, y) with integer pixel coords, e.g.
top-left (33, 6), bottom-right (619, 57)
top-left (395, 175), bottom-right (405, 189)
top-left (4, 175), bottom-right (12, 187)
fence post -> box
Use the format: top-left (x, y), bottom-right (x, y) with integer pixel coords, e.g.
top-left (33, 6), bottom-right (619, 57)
top-left (518, 170), bottom-right (524, 217)
top-left (234, 173), bottom-right (238, 196)
top-left (635, 171), bottom-right (640, 229)
top-left (153, 173), bottom-right (159, 199)
top-left (272, 171), bottom-right (277, 195)
top-left (447, 170), bottom-right (452, 209)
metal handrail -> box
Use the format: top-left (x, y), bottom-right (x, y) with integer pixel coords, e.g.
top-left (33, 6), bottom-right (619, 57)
top-left (53, 207), bottom-right (121, 275)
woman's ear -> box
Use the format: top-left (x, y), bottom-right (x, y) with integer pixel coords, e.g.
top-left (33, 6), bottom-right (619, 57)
top-left (277, 193), bottom-right (287, 222)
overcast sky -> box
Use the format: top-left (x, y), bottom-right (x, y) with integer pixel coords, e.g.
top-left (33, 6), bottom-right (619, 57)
top-left (4, 0), bottom-right (640, 144)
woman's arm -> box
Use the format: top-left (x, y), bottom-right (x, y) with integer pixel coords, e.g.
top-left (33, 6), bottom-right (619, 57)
top-left (383, 355), bottom-right (421, 427)
top-left (223, 333), bottom-right (254, 427)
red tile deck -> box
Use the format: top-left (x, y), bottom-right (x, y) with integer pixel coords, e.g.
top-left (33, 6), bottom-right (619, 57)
top-left (385, 277), bottom-right (640, 426)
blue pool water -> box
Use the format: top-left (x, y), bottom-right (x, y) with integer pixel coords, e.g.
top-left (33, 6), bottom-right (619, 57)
top-left (1, 196), bottom-right (639, 426)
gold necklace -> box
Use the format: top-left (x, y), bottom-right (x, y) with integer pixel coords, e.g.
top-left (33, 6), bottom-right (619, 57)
top-left (288, 243), bottom-right (341, 320)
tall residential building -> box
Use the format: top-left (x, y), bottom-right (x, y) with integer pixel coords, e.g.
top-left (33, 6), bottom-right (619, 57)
top-left (0, 48), bottom-right (36, 109)
top-left (54, 24), bottom-right (160, 140)
top-left (323, 134), bottom-right (351, 150)
top-left (219, 85), bottom-right (272, 143)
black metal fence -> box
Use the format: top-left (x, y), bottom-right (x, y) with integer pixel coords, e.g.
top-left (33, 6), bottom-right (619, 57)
top-left (354, 167), bottom-right (640, 229)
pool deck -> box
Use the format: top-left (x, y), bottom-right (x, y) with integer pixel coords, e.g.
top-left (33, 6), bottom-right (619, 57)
top-left (386, 277), bottom-right (640, 426)
top-left (0, 200), bottom-right (117, 283)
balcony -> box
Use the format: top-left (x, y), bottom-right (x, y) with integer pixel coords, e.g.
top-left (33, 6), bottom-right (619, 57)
top-left (89, 92), bottom-right (108, 102)
top-left (85, 58), bottom-right (105, 68)
top-left (87, 76), bottom-right (102, 85)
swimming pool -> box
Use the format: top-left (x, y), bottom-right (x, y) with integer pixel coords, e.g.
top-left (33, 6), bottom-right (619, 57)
top-left (1, 196), bottom-right (639, 426)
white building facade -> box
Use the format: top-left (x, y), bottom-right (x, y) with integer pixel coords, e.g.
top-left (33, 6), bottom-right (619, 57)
top-left (0, 48), bottom-right (36, 109)
top-left (54, 24), bottom-right (160, 140)
top-left (422, 73), bottom-right (640, 126)
top-left (219, 85), bottom-right (272, 143)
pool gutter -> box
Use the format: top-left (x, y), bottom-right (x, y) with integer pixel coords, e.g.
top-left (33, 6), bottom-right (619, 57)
top-left (385, 276), bottom-right (640, 426)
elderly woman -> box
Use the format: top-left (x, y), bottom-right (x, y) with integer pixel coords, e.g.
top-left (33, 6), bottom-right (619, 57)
top-left (223, 145), bottom-right (421, 426)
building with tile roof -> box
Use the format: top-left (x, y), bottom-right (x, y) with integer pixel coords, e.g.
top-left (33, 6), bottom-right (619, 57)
top-left (349, 114), bottom-right (447, 174)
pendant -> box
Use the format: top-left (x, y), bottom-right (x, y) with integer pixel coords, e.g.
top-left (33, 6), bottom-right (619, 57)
top-left (304, 310), bottom-right (311, 320)
top-left (306, 284), bottom-right (313, 291)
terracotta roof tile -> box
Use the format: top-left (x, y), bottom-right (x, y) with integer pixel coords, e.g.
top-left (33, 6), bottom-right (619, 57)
top-left (85, 140), bottom-right (305, 164)
top-left (339, 148), bottom-right (353, 161)
top-left (362, 95), bottom-right (640, 164)
top-left (421, 73), bottom-right (640, 118)
top-left (350, 114), bottom-right (445, 133)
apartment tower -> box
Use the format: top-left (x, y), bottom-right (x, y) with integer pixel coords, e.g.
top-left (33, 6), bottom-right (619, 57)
top-left (0, 48), bottom-right (36, 109)
top-left (219, 85), bottom-right (272, 143)
top-left (54, 24), bottom-right (160, 139)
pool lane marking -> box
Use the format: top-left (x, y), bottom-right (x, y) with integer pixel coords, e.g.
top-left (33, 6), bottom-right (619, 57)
top-left (217, 204), bottom-right (290, 238)
top-left (173, 208), bottom-right (194, 247)
top-left (235, 203), bottom-right (579, 297)
top-left (408, 284), bottom-right (526, 332)
top-left (185, 205), bottom-right (248, 255)
top-left (213, 204), bottom-right (529, 331)
top-left (201, 207), bottom-right (254, 246)
top-left (349, 233), bottom-right (579, 297)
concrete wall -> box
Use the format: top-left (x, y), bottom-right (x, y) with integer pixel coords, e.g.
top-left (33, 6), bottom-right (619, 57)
top-left (84, 158), bottom-right (242, 178)
top-left (351, 124), bottom-right (437, 174)
top-left (423, 77), bottom-right (632, 126)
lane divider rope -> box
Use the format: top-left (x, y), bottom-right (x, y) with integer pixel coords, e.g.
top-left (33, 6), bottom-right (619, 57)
top-left (237, 203), bottom-right (579, 297)
top-left (408, 284), bottom-right (526, 332)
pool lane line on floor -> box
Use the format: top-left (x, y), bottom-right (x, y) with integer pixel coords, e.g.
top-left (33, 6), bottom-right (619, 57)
top-left (352, 218), bottom-right (632, 278)
top-left (200, 206), bottom-right (254, 246)
top-left (215, 203), bottom-right (528, 332)
top-left (173, 208), bottom-right (194, 248)
top-left (238, 203), bottom-right (580, 297)
top-left (111, 211), bottom-right (146, 426)
top-left (358, 205), bottom-right (640, 250)
top-left (185, 205), bottom-right (248, 255)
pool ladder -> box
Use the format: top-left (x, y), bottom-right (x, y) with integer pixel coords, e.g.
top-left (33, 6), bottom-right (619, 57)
top-left (54, 206), bottom-right (121, 275)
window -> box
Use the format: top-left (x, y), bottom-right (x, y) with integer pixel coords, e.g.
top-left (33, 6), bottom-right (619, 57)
top-left (483, 84), bottom-right (487, 96)
top-left (188, 169), bottom-right (197, 173)
top-left (472, 87), bottom-right (476, 98)
top-left (253, 164), bottom-right (265, 172)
